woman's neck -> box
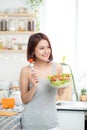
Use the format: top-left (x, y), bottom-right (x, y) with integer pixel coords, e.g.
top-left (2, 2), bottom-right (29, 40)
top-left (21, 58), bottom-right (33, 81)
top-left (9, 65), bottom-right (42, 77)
top-left (34, 61), bottom-right (52, 79)
top-left (34, 61), bottom-right (49, 68)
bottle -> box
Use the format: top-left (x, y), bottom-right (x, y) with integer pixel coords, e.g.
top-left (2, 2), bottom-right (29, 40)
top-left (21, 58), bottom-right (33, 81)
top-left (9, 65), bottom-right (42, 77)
top-left (27, 19), bottom-right (34, 31)
top-left (0, 18), bottom-right (1, 31)
top-left (11, 38), bottom-right (18, 50)
top-left (1, 17), bottom-right (7, 31)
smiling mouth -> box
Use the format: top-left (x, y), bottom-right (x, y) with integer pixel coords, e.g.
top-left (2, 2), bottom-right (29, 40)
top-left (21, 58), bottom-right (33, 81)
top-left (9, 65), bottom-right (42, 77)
top-left (43, 54), bottom-right (49, 58)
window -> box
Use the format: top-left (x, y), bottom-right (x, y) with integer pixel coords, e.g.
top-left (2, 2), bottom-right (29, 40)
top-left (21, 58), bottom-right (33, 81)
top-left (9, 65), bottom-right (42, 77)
top-left (41, 0), bottom-right (77, 72)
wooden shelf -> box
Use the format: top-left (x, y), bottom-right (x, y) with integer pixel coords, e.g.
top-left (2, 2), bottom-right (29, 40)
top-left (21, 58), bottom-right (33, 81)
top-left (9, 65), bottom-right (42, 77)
top-left (0, 31), bottom-right (36, 34)
top-left (0, 50), bottom-right (26, 53)
top-left (0, 13), bottom-right (37, 17)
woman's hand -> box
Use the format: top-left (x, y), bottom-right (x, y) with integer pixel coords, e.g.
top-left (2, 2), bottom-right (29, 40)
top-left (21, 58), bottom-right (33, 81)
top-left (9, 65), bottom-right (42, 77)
top-left (58, 88), bottom-right (65, 96)
top-left (58, 86), bottom-right (69, 96)
top-left (30, 69), bottom-right (39, 87)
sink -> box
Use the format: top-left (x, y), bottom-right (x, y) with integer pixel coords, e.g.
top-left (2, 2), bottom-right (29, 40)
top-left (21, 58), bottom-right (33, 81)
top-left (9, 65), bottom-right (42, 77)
top-left (56, 101), bottom-right (87, 110)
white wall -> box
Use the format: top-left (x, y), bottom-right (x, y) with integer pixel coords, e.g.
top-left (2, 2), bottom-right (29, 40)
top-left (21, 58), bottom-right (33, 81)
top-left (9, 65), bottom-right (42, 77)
top-left (0, 52), bottom-right (28, 81)
top-left (0, 0), bottom-right (28, 81)
top-left (0, 0), bottom-right (26, 9)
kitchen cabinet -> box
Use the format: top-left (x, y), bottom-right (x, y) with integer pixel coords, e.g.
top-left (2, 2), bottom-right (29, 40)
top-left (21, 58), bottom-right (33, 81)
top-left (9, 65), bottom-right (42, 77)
top-left (56, 101), bottom-right (87, 130)
top-left (57, 110), bottom-right (84, 130)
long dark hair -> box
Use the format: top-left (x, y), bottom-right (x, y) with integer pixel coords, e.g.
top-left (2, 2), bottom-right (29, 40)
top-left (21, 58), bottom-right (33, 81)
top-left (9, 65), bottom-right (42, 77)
top-left (27, 32), bottom-right (53, 62)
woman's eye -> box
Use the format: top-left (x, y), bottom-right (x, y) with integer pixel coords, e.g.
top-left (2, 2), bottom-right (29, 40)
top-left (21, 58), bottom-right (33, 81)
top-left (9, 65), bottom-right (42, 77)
top-left (40, 47), bottom-right (44, 50)
top-left (39, 46), bottom-right (50, 50)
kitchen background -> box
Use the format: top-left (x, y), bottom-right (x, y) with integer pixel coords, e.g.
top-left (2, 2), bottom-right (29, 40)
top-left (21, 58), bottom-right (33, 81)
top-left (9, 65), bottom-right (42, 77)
top-left (0, 0), bottom-right (87, 101)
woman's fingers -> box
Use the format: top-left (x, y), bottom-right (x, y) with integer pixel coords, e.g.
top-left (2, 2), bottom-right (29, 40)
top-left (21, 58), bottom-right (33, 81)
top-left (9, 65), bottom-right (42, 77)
top-left (31, 70), bottom-right (39, 83)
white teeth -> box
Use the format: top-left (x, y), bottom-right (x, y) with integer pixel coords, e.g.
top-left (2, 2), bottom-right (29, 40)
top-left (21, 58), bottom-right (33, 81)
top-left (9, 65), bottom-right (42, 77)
top-left (43, 55), bottom-right (48, 57)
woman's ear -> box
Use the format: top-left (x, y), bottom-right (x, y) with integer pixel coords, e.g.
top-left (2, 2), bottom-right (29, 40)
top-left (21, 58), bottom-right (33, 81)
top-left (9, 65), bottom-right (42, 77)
top-left (32, 52), bottom-right (35, 59)
top-left (32, 52), bottom-right (35, 55)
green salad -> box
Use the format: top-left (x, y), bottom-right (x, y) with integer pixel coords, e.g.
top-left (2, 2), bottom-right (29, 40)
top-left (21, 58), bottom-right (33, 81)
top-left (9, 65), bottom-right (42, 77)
top-left (48, 73), bottom-right (72, 88)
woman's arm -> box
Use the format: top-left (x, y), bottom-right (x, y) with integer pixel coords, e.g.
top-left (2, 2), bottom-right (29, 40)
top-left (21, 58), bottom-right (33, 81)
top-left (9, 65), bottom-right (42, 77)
top-left (20, 67), bottom-right (38, 104)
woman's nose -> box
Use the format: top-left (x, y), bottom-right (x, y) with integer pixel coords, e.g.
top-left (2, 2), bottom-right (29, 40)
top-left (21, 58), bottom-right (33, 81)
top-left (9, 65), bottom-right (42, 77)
top-left (44, 48), bottom-right (48, 53)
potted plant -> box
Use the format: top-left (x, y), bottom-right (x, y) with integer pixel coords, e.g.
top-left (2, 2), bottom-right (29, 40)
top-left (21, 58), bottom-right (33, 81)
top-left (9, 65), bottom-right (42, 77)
top-left (80, 88), bottom-right (87, 101)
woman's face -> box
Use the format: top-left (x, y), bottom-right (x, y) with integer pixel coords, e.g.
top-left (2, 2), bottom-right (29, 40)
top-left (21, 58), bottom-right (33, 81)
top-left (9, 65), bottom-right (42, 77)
top-left (34, 39), bottom-right (51, 62)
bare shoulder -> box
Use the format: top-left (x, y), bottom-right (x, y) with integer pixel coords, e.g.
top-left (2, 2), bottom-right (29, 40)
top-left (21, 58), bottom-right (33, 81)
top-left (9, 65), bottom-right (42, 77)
top-left (53, 62), bottom-right (63, 74)
top-left (20, 65), bottom-right (30, 76)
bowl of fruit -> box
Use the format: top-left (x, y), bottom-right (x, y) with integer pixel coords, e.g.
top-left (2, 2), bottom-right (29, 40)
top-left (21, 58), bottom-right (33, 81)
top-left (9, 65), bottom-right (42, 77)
top-left (48, 73), bottom-right (72, 88)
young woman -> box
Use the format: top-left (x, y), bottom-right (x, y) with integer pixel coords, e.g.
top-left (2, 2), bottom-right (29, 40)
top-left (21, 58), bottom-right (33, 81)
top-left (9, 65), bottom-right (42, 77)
top-left (20, 32), bottom-right (63, 130)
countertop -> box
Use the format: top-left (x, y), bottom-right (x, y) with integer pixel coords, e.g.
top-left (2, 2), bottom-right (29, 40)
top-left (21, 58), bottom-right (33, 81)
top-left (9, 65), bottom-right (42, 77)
top-left (56, 101), bottom-right (87, 111)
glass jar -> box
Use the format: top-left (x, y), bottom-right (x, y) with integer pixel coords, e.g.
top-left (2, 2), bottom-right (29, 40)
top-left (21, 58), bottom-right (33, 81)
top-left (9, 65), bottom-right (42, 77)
top-left (0, 37), bottom-right (4, 49)
top-left (0, 42), bottom-right (3, 49)
top-left (8, 18), bottom-right (16, 31)
top-left (6, 39), bottom-right (12, 50)
top-left (17, 19), bottom-right (25, 31)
